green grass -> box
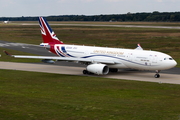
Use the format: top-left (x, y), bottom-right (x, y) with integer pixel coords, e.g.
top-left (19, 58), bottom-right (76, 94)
top-left (174, 58), bottom-right (180, 68)
top-left (0, 69), bottom-right (180, 120)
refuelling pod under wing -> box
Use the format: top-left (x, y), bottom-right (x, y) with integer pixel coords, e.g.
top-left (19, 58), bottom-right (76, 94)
top-left (86, 64), bottom-right (109, 75)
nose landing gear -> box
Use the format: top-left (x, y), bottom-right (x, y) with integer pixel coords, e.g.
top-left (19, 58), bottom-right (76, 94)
top-left (154, 70), bottom-right (161, 78)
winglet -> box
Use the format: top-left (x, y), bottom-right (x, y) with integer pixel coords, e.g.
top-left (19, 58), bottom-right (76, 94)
top-left (135, 44), bottom-right (143, 50)
top-left (3, 50), bottom-right (13, 57)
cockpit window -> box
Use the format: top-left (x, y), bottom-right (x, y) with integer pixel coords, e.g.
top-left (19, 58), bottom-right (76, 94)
top-left (164, 58), bottom-right (173, 60)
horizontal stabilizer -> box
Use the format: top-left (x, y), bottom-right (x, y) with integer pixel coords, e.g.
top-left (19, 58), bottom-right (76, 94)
top-left (3, 50), bottom-right (12, 56)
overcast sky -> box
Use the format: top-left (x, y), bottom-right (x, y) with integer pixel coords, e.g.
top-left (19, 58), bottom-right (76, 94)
top-left (1, 0), bottom-right (180, 17)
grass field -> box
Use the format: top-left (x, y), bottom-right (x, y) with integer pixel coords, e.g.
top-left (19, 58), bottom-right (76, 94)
top-left (0, 69), bottom-right (180, 120)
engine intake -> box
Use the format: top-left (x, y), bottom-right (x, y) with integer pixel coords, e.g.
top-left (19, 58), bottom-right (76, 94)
top-left (86, 64), bottom-right (109, 75)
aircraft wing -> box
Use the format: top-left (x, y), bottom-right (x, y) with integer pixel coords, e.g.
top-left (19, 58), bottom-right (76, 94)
top-left (4, 51), bottom-right (116, 64)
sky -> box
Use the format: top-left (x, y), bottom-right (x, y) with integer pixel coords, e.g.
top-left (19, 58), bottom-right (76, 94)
top-left (1, 0), bottom-right (180, 17)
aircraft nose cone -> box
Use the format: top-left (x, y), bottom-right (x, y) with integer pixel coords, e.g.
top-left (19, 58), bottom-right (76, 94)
top-left (163, 60), bottom-right (177, 70)
top-left (169, 60), bottom-right (177, 68)
top-left (173, 60), bottom-right (177, 67)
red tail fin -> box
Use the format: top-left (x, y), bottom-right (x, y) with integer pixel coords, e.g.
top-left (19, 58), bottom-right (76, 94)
top-left (38, 17), bottom-right (63, 44)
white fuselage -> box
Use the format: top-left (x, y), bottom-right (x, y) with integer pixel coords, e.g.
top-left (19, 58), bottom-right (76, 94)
top-left (3, 21), bottom-right (9, 24)
top-left (53, 44), bottom-right (177, 71)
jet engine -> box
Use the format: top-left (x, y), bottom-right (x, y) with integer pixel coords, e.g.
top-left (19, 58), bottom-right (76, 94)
top-left (41, 59), bottom-right (55, 64)
top-left (86, 64), bottom-right (109, 75)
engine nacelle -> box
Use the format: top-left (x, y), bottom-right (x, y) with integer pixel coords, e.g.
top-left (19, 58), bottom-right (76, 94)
top-left (41, 59), bottom-right (55, 64)
top-left (86, 64), bottom-right (109, 75)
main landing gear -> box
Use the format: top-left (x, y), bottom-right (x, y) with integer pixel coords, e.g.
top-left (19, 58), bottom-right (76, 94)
top-left (83, 70), bottom-right (93, 75)
top-left (83, 70), bottom-right (88, 74)
top-left (154, 70), bottom-right (161, 78)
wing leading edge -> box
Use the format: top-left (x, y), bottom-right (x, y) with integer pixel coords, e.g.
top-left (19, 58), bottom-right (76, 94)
top-left (4, 51), bottom-right (116, 64)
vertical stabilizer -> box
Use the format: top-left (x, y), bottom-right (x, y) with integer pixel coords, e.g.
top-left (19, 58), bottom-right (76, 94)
top-left (38, 17), bottom-right (63, 44)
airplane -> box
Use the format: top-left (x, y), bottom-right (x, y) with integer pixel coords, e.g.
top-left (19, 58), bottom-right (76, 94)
top-left (4, 17), bottom-right (177, 78)
top-left (3, 20), bottom-right (9, 24)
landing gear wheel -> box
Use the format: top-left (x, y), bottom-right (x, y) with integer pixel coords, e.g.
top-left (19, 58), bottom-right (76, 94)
top-left (154, 74), bottom-right (160, 78)
top-left (109, 68), bottom-right (118, 73)
top-left (83, 70), bottom-right (88, 74)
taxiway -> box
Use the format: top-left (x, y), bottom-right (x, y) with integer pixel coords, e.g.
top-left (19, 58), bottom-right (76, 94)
top-left (0, 61), bottom-right (180, 84)
top-left (21, 23), bottom-right (180, 29)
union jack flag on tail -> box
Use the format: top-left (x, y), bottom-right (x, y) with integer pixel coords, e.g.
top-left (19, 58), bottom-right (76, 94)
top-left (38, 17), bottom-right (63, 44)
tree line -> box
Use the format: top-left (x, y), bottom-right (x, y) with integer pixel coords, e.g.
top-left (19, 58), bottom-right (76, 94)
top-left (1, 11), bottom-right (180, 22)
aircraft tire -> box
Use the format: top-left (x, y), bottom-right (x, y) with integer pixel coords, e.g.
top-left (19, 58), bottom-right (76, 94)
top-left (154, 74), bottom-right (160, 78)
top-left (83, 70), bottom-right (88, 74)
top-left (109, 68), bottom-right (118, 72)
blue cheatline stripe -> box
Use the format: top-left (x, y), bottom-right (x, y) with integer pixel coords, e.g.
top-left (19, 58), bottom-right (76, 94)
top-left (81, 54), bottom-right (156, 66)
top-left (61, 46), bottom-right (67, 53)
top-left (61, 46), bottom-right (75, 57)
top-left (67, 54), bottom-right (75, 58)
top-left (56, 50), bottom-right (65, 57)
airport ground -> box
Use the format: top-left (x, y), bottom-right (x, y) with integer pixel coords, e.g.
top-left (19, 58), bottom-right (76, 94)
top-left (0, 22), bottom-right (180, 119)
